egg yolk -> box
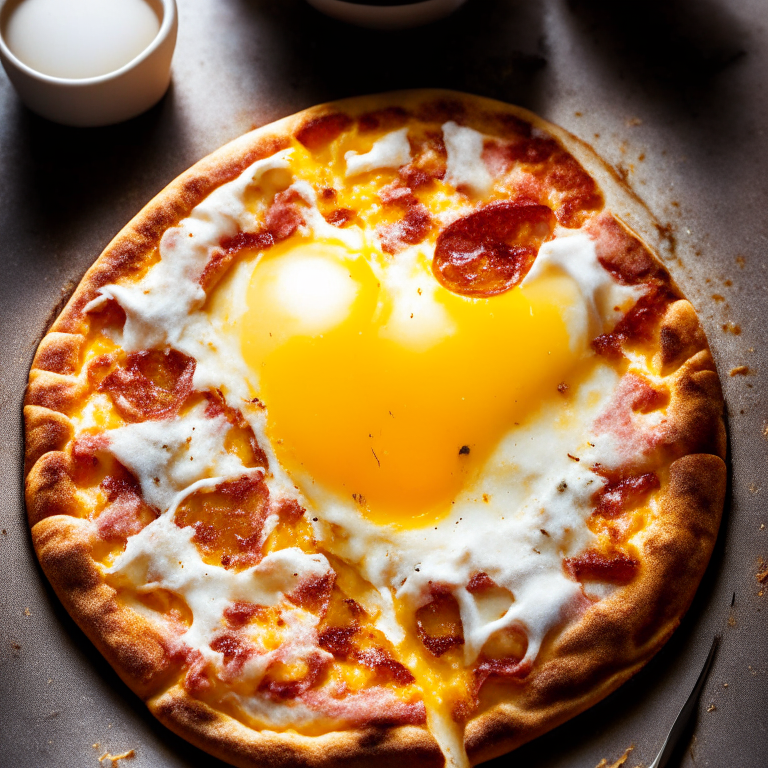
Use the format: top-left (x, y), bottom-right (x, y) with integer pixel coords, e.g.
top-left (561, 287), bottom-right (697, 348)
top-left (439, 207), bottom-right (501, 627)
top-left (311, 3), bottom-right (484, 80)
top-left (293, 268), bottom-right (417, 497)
top-left (241, 238), bottom-right (580, 528)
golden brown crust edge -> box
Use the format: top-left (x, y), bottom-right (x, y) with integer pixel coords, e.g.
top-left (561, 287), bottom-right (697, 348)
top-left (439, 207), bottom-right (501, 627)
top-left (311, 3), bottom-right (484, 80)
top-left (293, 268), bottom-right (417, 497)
top-left (31, 514), bottom-right (176, 700)
top-left (23, 90), bottom-right (726, 767)
top-left (466, 298), bottom-right (726, 762)
top-left (149, 687), bottom-right (444, 768)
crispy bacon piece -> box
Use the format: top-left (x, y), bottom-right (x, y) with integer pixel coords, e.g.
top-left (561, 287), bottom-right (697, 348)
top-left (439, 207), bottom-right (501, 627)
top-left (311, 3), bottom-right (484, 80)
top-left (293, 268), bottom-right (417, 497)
top-left (475, 656), bottom-right (531, 685)
top-left (593, 470), bottom-right (661, 519)
top-left (471, 657), bottom-right (531, 709)
top-left (355, 647), bottom-right (415, 686)
top-left (319, 623), bottom-right (415, 686)
top-left (271, 497), bottom-right (305, 524)
top-left (544, 153), bottom-right (603, 228)
top-left (96, 475), bottom-right (156, 541)
top-left (265, 188), bottom-right (305, 241)
top-left (377, 183), bottom-right (432, 254)
top-left (477, 131), bottom-right (603, 227)
top-left (602, 373), bottom-right (665, 418)
top-left (183, 649), bottom-right (212, 695)
top-left (324, 208), bottom-right (355, 227)
top-left (466, 571), bottom-right (497, 593)
top-left (203, 187), bottom-right (309, 288)
top-left (587, 212), bottom-right (666, 285)
top-left (592, 373), bottom-right (668, 464)
top-left (286, 572), bottom-right (336, 616)
top-left (99, 349), bottom-right (195, 422)
top-left (509, 136), bottom-right (603, 227)
top-left (416, 590), bottom-right (465, 657)
top-left (471, 622), bottom-right (531, 697)
top-left (204, 389), bottom-right (269, 471)
top-left (300, 687), bottom-right (426, 727)
top-left (200, 231), bottom-right (274, 292)
top-left (296, 112), bottom-right (353, 151)
top-left (175, 474), bottom-right (271, 570)
top-left (592, 284), bottom-right (677, 358)
top-left (219, 230), bottom-right (274, 255)
top-left (399, 130), bottom-right (446, 189)
top-left (210, 632), bottom-right (256, 676)
top-left (259, 651), bottom-right (329, 699)
top-left (565, 549), bottom-right (639, 584)
top-left (381, 206), bottom-right (431, 254)
top-left (71, 432), bottom-right (108, 480)
top-left (432, 201), bottom-right (555, 297)
top-left (318, 625), bottom-right (358, 657)
top-left (223, 601), bottom-right (268, 629)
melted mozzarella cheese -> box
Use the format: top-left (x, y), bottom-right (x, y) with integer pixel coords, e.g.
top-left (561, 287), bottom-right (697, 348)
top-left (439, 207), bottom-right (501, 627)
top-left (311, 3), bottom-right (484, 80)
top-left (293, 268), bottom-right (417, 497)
top-left (109, 514), bottom-right (332, 669)
top-left (104, 402), bottom-right (253, 512)
top-left (442, 121), bottom-right (492, 197)
top-left (345, 127), bottom-right (412, 177)
top-left (84, 149), bottom-right (294, 351)
top-left (522, 230), bottom-right (643, 345)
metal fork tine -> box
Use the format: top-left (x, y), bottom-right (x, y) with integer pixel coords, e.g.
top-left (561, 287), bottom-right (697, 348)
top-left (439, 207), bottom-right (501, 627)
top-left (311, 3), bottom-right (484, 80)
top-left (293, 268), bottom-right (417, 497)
top-left (648, 635), bottom-right (720, 768)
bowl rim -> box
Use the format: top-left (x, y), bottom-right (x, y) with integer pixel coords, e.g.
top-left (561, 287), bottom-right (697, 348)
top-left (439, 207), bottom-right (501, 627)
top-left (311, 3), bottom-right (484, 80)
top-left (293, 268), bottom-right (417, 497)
top-left (311, 0), bottom-right (447, 5)
top-left (0, 0), bottom-right (177, 87)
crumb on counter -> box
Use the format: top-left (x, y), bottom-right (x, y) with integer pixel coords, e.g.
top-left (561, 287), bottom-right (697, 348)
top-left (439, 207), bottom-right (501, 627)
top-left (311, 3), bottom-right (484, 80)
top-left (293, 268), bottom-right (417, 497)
top-left (595, 745), bottom-right (634, 768)
top-left (98, 750), bottom-right (135, 767)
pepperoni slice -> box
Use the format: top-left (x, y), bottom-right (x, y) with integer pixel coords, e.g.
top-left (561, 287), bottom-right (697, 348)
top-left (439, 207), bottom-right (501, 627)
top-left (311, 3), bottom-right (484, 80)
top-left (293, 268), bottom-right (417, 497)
top-left (432, 201), bottom-right (556, 297)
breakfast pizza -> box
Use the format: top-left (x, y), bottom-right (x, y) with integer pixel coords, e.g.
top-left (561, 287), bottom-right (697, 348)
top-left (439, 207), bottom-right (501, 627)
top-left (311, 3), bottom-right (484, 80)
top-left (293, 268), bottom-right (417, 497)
top-left (24, 90), bottom-right (726, 768)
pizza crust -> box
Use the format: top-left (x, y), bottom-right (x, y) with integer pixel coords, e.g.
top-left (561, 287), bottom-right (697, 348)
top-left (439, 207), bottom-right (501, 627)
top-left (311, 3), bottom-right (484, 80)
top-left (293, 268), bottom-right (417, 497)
top-left (150, 686), bottom-right (444, 768)
top-left (24, 90), bottom-right (726, 767)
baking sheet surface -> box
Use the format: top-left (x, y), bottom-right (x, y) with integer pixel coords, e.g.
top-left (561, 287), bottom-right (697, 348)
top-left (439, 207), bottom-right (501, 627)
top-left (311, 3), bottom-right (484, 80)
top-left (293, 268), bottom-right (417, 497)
top-left (1, 1), bottom-right (767, 766)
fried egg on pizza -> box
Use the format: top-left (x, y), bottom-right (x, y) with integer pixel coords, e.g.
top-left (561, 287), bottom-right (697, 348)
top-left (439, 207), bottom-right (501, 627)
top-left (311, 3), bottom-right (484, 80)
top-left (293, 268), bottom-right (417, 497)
top-left (24, 91), bottom-right (726, 768)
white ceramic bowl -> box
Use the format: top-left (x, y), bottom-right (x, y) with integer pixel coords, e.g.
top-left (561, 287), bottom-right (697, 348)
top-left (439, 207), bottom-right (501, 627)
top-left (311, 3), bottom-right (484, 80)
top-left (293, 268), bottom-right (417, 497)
top-left (306, 0), bottom-right (469, 30)
top-left (0, 0), bottom-right (177, 127)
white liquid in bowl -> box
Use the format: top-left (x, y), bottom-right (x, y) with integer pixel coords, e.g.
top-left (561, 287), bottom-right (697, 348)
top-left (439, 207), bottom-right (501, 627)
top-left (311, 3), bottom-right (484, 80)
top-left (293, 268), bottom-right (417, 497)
top-left (3, 0), bottom-right (160, 79)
